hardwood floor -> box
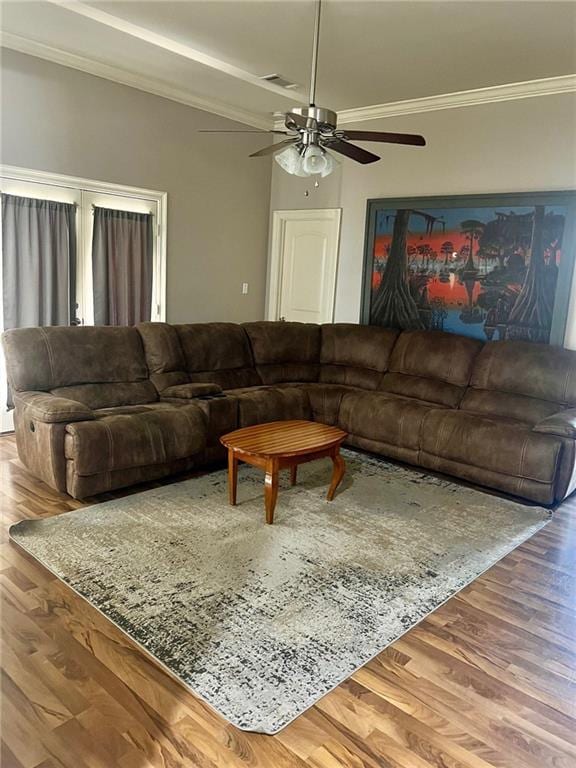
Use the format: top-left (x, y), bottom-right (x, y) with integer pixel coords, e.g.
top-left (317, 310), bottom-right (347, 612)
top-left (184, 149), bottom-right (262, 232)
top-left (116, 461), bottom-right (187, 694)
top-left (1, 432), bottom-right (575, 768)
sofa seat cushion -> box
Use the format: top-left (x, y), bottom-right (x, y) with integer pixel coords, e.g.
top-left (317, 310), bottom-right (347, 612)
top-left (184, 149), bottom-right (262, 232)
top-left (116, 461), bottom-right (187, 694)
top-left (65, 404), bottom-right (206, 475)
top-left (225, 383), bottom-right (306, 396)
top-left (460, 388), bottom-right (562, 426)
top-left (421, 410), bottom-right (562, 484)
top-left (226, 385), bottom-right (311, 428)
top-left (339, 391), bottom-right (442, 450)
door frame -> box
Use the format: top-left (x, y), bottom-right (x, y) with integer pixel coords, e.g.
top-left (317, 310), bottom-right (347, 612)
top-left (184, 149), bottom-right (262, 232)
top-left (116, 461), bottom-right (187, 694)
top-left (266, 208), bottom-right (342, 322)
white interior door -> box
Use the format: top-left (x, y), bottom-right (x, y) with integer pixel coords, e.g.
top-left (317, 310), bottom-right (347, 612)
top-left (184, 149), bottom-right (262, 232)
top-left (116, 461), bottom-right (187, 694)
top-left (268, 209), bottom-right (341, 323)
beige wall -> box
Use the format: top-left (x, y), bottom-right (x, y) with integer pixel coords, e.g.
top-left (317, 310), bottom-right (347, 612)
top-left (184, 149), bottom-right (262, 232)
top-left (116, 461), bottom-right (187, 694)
top-left (1, 49), bottom-right (272, 323)
top-left (270, 93), bottom-right (576, 322)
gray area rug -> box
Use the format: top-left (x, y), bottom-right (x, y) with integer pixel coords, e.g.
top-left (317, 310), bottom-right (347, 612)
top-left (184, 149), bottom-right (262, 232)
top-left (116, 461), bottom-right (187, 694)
top-left (10, 450), bottom-right (550, 733)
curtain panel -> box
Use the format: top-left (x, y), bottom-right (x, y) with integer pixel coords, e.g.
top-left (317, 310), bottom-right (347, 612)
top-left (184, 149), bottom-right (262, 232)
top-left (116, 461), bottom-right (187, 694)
top-left (92, 207), bottom-right (153, 326)
top-left (1, 193), bottom-right (77, 330)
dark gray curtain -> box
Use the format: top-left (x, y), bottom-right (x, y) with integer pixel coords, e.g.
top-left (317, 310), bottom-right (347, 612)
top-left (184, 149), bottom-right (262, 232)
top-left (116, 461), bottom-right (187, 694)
top-left (1, 193), bottom-right (77, 330)
top-left (92, 207), bottom-right (153, 326)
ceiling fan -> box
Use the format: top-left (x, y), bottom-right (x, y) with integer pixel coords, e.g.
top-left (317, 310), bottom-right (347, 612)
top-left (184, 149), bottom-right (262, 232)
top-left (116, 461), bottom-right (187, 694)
top-left (199, 0), bottom-right (426, 178)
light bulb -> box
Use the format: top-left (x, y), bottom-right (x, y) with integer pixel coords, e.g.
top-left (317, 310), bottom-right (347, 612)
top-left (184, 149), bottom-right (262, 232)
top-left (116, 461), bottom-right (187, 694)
top-left (274, 143), bottom-right (336, 178)
top-left (274, 145), bottom-right (307, 176)
top-left (302, 145), bottom-right (328, 176)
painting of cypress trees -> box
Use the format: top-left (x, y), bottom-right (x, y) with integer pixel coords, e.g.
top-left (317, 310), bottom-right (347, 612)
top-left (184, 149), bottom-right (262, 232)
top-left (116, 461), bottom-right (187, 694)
top-left (362, 193), bottom-right (576, 344)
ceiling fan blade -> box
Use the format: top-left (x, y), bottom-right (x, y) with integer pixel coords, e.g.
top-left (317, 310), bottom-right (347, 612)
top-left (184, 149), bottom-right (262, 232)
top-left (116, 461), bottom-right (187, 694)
top-left (325, 138), bottom-right (379, 164)
top-left (342, 130), bottom-right (426, 147)
top-left (249, 139), bottom-right (297, 158)
top-left (285, 112), bottom-right (317, 131)
top-left (198, 129), bottom-right (289, 134)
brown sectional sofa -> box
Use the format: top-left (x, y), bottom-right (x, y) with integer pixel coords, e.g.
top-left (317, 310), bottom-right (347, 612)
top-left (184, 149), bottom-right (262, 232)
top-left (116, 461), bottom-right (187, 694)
top-left (4, 320), bottom-right (576, 505)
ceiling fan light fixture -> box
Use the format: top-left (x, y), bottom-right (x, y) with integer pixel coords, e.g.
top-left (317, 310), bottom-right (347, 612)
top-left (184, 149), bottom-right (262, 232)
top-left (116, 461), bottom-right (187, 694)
top-left (302, 144), bottom-right (327, 176)
top-left (274, 144), bottom-right (308, 176)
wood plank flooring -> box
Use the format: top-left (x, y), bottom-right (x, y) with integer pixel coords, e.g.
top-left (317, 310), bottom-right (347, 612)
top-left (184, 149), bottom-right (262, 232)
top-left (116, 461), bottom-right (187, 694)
top-left (1, 433), bottom-right (575, 768)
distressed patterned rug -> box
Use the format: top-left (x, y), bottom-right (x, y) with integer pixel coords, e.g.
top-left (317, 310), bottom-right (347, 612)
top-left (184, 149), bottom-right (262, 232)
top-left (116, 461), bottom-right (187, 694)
top-left (10, 450), bottom-right (550, 734)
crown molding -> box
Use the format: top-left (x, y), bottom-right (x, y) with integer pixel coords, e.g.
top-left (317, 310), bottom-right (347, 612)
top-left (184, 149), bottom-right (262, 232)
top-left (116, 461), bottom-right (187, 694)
top-left (272, 74), bottom-right (576, 129)
top-left (4, 29), bottom-right (574, 133)
top-left (335, 75), bottom-right (576, 126)
top-left (0, 164), bottom-right (167, 199)
top-left (1, 32), bottom-right (274, 131)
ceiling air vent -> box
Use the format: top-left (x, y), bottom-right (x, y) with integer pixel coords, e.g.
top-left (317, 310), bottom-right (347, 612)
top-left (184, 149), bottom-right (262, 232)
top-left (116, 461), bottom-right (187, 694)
top-left (260, 73), bottom-right (299, 89)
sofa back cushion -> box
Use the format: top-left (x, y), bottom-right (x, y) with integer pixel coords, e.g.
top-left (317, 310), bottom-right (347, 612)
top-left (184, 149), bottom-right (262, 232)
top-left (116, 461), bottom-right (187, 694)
top-left (138, 322), bottom-right (185, 372)
top-left (137, 322), bottom-right (189, 391)
top-left (471, 340), bottom-right (576, 404)
top-left (243, 321), bottom-right (321, 384)
top-left (460, 340), bottom-right (576, 424)
top-left (2, 325), bottom-right (156, 408)
top-left (319, 324), bottom-right (400, 389)
top-left (380, 330), bottom-right (483, 407)
top-left (138, 322), bottom-right (261, 391)
top-left (175, 323), bottom-right (261, 389)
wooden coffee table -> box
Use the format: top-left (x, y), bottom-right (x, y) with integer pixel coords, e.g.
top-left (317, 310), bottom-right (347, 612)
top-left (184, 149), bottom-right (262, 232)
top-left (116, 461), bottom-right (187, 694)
top-left (220, 420), bottom-right (347, 524)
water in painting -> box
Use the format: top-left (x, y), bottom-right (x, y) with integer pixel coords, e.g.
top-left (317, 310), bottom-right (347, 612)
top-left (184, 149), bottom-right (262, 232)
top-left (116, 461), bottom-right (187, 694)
top-left (369, 205), bottom-right (568, 342)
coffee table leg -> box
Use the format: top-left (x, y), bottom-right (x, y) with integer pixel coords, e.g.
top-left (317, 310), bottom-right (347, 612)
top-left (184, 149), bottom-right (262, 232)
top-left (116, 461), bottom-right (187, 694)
top-left (290, 464), bottom-right (298, 486)
top-left (265, 458), bottom-right (279, 525)
top-left (228, 449), bottom-right (238, 506)
top-left (327, 449), bottom-right (345, 501)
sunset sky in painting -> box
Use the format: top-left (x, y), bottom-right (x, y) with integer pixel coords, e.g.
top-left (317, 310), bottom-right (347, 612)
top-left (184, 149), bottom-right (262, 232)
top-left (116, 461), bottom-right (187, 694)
top-left (374, 230), bottom-right (470, 260)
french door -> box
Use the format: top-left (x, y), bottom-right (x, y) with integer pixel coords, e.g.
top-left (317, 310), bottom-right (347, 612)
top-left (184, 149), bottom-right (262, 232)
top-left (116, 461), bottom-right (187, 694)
top-left (0, 167), bottom-right (167, 432)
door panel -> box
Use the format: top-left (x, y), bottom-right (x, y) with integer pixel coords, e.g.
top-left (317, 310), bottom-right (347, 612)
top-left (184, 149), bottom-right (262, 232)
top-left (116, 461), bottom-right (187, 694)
top-left (270, 209), bottom-right (341, 324)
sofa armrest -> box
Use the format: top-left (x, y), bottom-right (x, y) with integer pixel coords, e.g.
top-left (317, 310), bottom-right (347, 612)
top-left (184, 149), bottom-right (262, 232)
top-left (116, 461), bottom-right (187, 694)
top-left (533, 408), bottom-right (576, 439)
top-left (160, 382), bottom-right (223, 399)
top-left (14, 391), bottom-right (94, 423)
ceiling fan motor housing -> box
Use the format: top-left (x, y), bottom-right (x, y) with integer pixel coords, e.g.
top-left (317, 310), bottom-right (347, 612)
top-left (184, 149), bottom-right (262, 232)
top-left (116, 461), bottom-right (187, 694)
top-left (287, 106), bottom-right (337, 133)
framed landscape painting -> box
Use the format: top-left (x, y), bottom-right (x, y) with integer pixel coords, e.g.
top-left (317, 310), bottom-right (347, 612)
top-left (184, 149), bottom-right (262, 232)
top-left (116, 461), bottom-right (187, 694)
top-left (361, 192), bottom-right (576, 344)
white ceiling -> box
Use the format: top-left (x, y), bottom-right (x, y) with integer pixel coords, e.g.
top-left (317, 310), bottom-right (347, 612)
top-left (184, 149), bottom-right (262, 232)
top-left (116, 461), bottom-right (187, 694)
top-left (1, 0), bottom-right (575, 129)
